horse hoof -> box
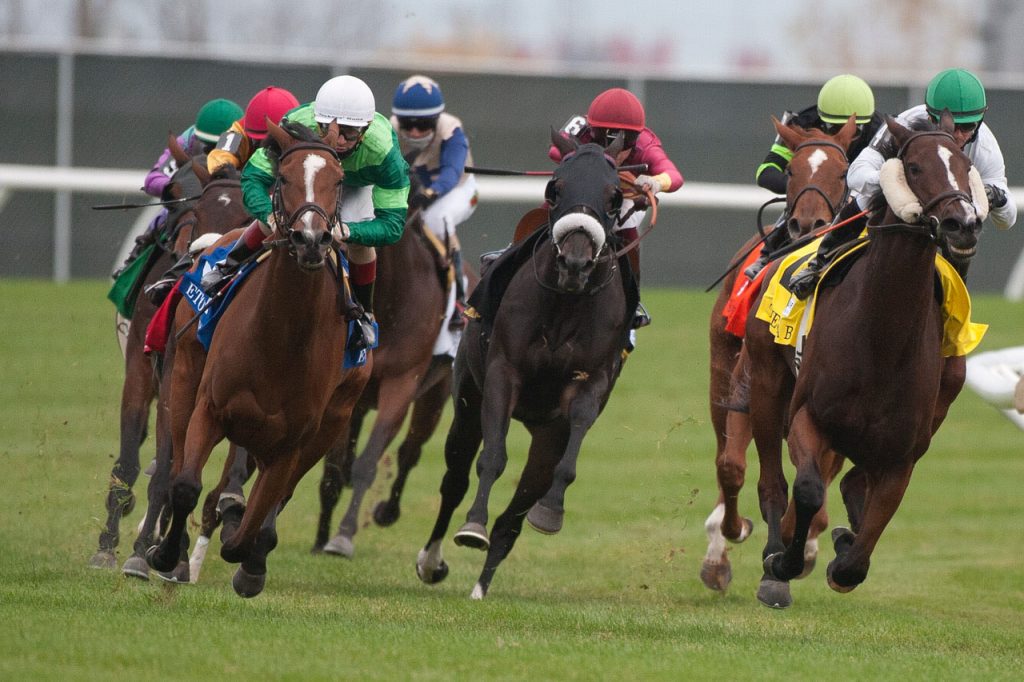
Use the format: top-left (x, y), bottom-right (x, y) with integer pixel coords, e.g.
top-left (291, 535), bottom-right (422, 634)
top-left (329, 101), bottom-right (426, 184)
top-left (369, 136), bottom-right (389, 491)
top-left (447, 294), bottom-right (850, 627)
top-left (757, 578), bottom-right (793, 609)
top-left (416, 555), bottom-right (449, 585)
top-left (232, 566), bottom-right (266, 598)
top-left (831, 526), bottom-right (856, 553)
top-left (733, 517), bottom-right (755, 543)
top-left (470, 582), bottom-right (487, 600)
top-left (526, 503), bottom-right (563, 534)
top-left (762, 552), bottom-right (787, 581)
top-left (145, 544), bottom-right (175, 573)
top-left (120, 492), bottom-right (137, 516)
top-left (121, 555), bottom-right (150, 580)
top-left (796, 555), bottom-right (817, 580)
top-left (154, 560), bottom-right (190, 584)
top-left (143, 458), bottom-right (157, 476)
top-left (372, 501), bottom-right (400, 528)
top-left (826, 559), bottom-right (858, 593)
top-left (699, 559), bottom-right (732, 592)
top-left (453, 522), bottom-right (489, 550)
top-left (322, 534), bottom-right (355, 558)
top-left (89, 550), bottom-right (118, 570)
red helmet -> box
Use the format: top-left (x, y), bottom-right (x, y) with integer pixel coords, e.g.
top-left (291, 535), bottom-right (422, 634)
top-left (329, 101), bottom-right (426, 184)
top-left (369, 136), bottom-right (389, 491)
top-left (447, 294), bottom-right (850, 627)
top-left (587, 88), bottom-right (645, 131)
top-left (244, 86), bottom-right (299, 140)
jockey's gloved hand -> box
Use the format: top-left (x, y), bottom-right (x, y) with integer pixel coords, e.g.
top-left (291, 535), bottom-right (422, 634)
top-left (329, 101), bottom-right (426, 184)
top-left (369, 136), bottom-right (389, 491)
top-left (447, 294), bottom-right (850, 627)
top-left (408, 188), bottom-right (438, 211)
top-left (332, 222), bottom-right (351, 242)
top-left (985, 184), bottom-right (1008, 209)
top-left (634, 174), bottom-right (663, 195)
top-left (160, 183), bottom-right (176, 203)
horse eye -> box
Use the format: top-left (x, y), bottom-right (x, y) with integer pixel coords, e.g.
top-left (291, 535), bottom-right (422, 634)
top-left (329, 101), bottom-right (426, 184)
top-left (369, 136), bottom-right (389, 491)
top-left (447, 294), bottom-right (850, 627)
top-left (906, 163), bottom-right (921, 176)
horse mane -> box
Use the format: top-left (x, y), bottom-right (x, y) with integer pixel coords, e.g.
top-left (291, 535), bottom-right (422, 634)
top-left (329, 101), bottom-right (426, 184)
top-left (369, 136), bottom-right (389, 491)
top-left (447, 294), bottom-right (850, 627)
top-left (266, 120), bottom-right (322, 163)
top-left (211, 164), bottom-right (240, 182)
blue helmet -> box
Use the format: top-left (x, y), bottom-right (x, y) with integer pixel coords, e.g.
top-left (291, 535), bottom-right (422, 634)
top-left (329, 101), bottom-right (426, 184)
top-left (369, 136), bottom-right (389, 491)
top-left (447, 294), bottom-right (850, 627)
top-left (392, 75), bottom-right (445, 117)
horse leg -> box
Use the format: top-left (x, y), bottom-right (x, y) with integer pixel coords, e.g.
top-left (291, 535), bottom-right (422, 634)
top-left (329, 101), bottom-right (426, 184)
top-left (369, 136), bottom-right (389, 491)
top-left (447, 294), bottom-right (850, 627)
top-left (189, 445), bottom-right (252, 583)
top-left (932, 356), bottom-right (966, 433)
top-left (764, 407), bottom-right (826, 588)
top-left (838, 465), bottom-right (868, 534)
top-left (145, 397), bottom-right (223, 574)
top-left (471, 421), bottom-right (565, 599)
top-left (827, 464), bottom-right (915, 593)
top-left (417, 364), bottom-right (482, 585)
top-left (454, 360), bottom-right (520, 549)
top-left (375, 371), bottom-right (450, 527)
top-left (313, 403), bottom-right (364, 552)
top-left (91, 338), bottom-right (154, 568)
top-left (326, 371), bottom-right (420, 558)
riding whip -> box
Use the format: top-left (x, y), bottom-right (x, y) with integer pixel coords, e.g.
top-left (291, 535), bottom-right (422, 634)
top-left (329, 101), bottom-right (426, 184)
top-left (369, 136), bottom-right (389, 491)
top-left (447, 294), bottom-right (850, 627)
top-left (464, 164), bottom-right (649, 177)
top-left (92, 195), bottom-right (201, 211)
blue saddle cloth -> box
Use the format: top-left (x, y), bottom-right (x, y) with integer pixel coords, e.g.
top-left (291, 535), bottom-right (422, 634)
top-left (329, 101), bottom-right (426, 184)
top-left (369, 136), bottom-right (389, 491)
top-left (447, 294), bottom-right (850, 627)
top-left (179, 246), bottom-right (372, 368)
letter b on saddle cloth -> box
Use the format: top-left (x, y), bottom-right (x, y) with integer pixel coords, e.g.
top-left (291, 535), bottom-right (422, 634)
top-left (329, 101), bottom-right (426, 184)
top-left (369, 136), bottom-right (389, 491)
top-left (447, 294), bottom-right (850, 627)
top-left (144, 244), bottom-right (376, 368)
top-left (466, 206), bottom-right (640, 336)
top-left (750, 237), bottom-right (987, 371)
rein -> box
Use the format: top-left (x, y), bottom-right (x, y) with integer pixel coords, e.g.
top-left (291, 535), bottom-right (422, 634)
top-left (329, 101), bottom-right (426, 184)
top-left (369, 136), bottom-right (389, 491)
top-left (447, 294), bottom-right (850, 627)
top-left (533, 228), bottom-right (619, 296)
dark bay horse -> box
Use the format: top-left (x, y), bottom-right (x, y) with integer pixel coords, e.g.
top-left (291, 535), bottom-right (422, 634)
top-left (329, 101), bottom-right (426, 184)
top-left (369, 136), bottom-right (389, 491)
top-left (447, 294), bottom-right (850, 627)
top-left (415, 132), bottom-right (633, 599)
top-left (90, 136), bottom-right (249, 574)
top-left (702, 117), bottom-right (858, 591)
top-left (313, 205), bottom-right (453, 558)
top-left (145, 121), bottom-right (371, 597)
top-left (743, 112), bottom-right (986, 607)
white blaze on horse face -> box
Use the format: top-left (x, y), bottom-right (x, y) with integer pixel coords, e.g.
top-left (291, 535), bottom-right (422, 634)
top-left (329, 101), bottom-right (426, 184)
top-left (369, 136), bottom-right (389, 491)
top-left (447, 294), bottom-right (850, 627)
top-left (302, 154), bottom-right (328, 229)
top-left (937, 146), bottom-right (960, 191)
top-left (807, 148), bottom-right (828, 177)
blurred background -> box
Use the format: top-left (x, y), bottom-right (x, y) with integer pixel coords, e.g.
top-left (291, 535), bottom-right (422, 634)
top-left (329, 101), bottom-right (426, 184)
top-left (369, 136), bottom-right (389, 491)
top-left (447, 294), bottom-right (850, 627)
top-left (2, 0), bottom-right (1023, 293)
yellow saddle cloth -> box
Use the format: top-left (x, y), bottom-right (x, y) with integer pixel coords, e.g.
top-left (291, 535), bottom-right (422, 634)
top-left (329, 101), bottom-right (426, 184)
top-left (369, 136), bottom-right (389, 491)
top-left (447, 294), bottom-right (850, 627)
top-left (755, 236), bottom-right (987, 358)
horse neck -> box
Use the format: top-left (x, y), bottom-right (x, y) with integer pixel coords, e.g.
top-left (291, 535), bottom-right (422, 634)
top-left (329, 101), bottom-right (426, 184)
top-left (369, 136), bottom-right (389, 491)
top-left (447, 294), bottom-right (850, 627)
top-left (248, 247), bottom-right (336, 342)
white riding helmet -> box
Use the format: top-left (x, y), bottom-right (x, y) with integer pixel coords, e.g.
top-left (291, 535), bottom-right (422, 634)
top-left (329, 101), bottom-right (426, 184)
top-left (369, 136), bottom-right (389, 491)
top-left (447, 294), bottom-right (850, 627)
top-left (314, 75), bottom-right (376, 126)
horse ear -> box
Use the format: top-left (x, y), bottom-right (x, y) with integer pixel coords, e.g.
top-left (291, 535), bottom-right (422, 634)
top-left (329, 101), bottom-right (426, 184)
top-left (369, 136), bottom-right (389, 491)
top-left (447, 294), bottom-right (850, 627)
top-left (884, 115), bottom-right (911, 149)
top-left (321, 121), bottom-right (340, 149)
top-left (168, 130), bottom-right (190, 165)
top-left (835, 115), bottom-right (859, 151)
top-left (267, 118), bottom-right (292, 150)
top-left (550, 126), bottom-right (578, 157)
top-left (544, 178), bottom-right (559, 206)
top-left (191, 158), bottom-right (211, 186)
top-left (772, 116), bottom-right (803, 151)
top-left (604, 131), bottom-right (625, 159)
top-left (938, 109), bottom-right (956, 134)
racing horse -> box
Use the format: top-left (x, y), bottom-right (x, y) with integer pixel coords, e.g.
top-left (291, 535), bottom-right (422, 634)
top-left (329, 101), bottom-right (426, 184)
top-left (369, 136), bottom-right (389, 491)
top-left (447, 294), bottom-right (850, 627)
top-left (312, 198), bottom-right (454, 558)
top-left (415, 131), bottom-right (634, 598)
top-left (701, 117), bottom-right (859, 591)
top-left (743, 112), bottom-right (985, 607)
top-left (89, 136), bottom-right (250, 573)
top-left (145, 120), bottom-right (371, 597)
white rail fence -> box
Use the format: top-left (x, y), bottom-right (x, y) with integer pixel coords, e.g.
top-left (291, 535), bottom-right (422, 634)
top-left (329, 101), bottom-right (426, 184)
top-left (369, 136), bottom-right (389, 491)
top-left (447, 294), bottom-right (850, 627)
top-left (2, 163), bottom-right (1023, 299)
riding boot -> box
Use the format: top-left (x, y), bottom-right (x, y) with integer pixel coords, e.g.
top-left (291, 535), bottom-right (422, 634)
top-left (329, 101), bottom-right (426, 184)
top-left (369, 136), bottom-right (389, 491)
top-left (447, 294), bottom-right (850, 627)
top-left (348, 280), bottom-right (377, 351)
top-left (743, 222), bottom-right (790, 279)
top-left (112, 229), bottom-right (158, 280)
top-left (449, 248), bottom-right (467, 331)
top-left (788, 204), bottom-right (868, 300)
top-left (144, 252), bottom-right (193, 306)
top-left (200, 220), bottom-right (266, 293)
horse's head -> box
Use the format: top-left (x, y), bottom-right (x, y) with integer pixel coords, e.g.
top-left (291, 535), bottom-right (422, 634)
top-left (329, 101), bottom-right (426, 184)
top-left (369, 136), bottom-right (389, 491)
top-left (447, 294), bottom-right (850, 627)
top-left (545, 129), bottom-right (623, 293)
top-left (163, 135), bottom-right (206, 256)
top-left (266, 120), bottom-right (344, 270)
top-left (191, 163), bottom-right (250, 250)
top-left (772, 115), bottom-right (856, 239)
top-left (878, 111), bottom-right (987, 264)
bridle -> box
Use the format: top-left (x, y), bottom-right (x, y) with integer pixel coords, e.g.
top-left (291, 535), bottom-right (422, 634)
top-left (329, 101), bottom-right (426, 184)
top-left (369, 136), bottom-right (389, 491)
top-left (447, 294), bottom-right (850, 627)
top-left (787, 138), bottom-right (850, 222)
top-left (269, 142), bottom-right (344, 237)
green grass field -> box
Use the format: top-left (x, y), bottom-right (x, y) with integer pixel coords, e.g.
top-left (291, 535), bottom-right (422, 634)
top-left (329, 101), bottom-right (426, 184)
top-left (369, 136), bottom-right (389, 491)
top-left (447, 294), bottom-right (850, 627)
top-left (1, 281), bottom-right (1022, 680)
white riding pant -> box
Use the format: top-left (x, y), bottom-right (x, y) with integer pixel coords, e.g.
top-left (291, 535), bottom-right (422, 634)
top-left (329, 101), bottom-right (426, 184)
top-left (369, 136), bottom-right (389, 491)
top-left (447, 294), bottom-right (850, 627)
top-left (421, 176), bottom-right (479, 246)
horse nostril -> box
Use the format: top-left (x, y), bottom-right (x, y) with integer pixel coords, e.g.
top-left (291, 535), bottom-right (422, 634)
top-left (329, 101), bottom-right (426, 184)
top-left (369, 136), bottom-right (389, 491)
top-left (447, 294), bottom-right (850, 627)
top-left (813, 219), bottom-right (827, 231)
top-left (289, 231), bottom-right (305, 247)
top-left (318, 231), bottom-right (332, 246)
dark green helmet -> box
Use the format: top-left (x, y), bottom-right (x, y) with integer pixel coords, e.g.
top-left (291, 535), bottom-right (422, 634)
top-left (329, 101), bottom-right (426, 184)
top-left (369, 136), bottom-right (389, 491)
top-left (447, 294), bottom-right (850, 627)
top-left (194, 98), bottom-right (244, 143)
top-left (925, 68), bottom-right (987, 123)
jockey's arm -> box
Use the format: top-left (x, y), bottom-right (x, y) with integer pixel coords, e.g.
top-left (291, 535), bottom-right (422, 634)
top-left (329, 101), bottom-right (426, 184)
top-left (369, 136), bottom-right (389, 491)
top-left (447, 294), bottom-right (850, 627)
top-left (207, 121), bottom-right (248, 175)
top-left (345, 142), bottom-right (410, 247)
top-left (431, 127), bottom-right (469, 196)
top-left (974, 127), bottom-right (1017, 230)
top-left (240, 148), bottom-right (276, 223)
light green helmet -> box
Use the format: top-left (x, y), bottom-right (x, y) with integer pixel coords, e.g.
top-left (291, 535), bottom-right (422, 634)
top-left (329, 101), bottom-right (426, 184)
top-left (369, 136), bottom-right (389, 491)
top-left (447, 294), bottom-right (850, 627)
top-left (925, 68), bottom-right (987, 123)
top-left (817, 74), bottom-right (875, 125)
top-left (194, 98), bottom-right (244, 143)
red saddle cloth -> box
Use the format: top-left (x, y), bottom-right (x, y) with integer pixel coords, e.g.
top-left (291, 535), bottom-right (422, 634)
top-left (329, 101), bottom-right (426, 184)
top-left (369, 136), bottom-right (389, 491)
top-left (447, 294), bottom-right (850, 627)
top-left (721, 244), bottom-right (768, 338)
top-left (144, 282), bottom-right (184, 355)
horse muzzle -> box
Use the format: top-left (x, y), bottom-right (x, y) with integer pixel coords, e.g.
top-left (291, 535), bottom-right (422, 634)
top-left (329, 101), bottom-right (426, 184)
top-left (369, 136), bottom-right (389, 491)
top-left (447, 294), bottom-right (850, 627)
top-left (288, 228), bottom-right (333, 270)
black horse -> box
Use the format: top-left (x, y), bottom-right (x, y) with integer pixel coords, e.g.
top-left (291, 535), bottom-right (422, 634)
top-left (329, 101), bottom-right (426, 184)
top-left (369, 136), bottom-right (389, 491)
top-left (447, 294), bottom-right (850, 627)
top-left (415, 131), bottom-right (636, 598)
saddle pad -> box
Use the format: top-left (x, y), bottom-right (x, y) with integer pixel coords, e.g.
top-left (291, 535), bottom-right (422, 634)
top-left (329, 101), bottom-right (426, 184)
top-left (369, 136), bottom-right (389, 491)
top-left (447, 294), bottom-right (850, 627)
top-left (755, 237), bottom-right (987, 358)
top-left (722, 243), bottom-right (768, 338)
top-left (179, 245), bottom-right (259, 352)
top-left (107, 243), bottom-right (158, 319)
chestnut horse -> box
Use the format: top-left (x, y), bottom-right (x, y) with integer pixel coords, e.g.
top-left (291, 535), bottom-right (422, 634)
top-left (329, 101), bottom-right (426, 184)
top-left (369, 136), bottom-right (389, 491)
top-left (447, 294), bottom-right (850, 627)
top-left (313, 204), bottom-right (454, 557)
top-left (701, 117), bottom-right (858, 591)
top-left (145, 121), bottom-right (371, 597)
top-left (90, 138), bottom-right (249, 574)
top-left (743, 112), bottom-right (985, 607)
top-left (415, 132), bottom-right (634, 599)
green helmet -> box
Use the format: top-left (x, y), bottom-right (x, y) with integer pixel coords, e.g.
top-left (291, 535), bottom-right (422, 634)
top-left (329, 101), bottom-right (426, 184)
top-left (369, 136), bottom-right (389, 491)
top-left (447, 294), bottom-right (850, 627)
top-left (925, 68), bottom-right (987, 123)
top-left (817, 74), bottom-right (875, 125)
top-left (194, 98), bottom-right (244, 143)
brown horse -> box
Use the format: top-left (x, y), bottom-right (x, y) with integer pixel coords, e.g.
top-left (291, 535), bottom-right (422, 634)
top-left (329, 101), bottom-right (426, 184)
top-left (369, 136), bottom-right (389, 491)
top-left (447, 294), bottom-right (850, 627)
top-left (743, 112), bottom-right (985, 607)
top-left (145, 120), bottom-right (372, 597)
top-left (415, 132), bottom-right (634, 599)
top-left (312, 205), bottom-right (454, 557)
top-left (701, 117), bottom-right (858, 592)
top-left (89, 136), bottom-right (249, 574)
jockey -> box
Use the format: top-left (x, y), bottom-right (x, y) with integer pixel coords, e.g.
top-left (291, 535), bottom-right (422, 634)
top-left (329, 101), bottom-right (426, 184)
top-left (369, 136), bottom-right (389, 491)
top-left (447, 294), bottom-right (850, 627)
top-left (744, 74), bottom-right (881, 279)
top-left (550, 87), bottom-right (684, 328)
top-left (207, 86), bottom-right (300, 173)
top-left (789, 67), bottom-right (1017, 299)
top-left (391, 74), bottom-right (478, 331)
top-left (143, 87), bottom-right (299, 304)
top-left (201, 75), bottom-right (410, 349)
top-left (115, 97), bottom-right (243, 280)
